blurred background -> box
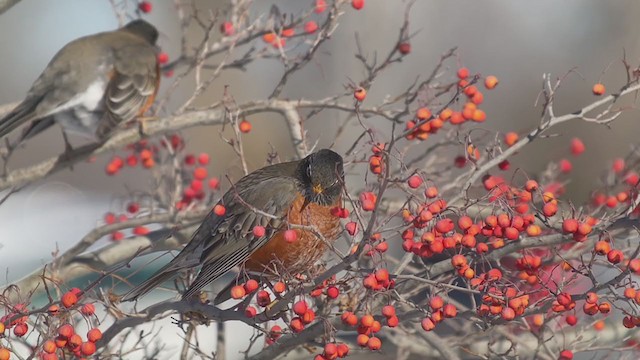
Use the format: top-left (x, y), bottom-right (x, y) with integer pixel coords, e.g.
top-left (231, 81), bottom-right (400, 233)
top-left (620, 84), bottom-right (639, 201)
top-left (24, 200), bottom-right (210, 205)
top-left (1, 0), bottom-right (640, 358)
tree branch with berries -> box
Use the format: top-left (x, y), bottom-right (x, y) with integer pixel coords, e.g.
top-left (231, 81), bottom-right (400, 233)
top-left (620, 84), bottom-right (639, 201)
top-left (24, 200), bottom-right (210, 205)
top-left (3, 1), bottom-right (640, 360)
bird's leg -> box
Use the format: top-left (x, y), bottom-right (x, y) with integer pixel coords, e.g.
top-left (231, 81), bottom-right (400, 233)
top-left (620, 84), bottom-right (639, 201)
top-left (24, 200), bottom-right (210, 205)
top-left (60, 130), bottom-right (76, 169)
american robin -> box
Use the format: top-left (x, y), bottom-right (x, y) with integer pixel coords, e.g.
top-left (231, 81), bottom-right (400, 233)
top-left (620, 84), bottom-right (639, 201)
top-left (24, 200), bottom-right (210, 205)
top-left (0, 20), bottom-right (160, 149)
top-left (122, 149), bottom-right (345, 301)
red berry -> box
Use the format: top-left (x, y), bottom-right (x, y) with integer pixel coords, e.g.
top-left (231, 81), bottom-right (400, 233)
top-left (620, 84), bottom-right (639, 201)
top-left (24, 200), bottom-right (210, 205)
top-left (80, 341), bottom-right (96, 356)
top-left (457, 67), bottom-right (470, 79)
top-left (293, 300), bottom-right (308, 316)
top-left (104, 212), bottom-right (116, 224)
top-left (382, 305), bottom-right (396, 318)
top-left (194, 167), bottom-right (208, 180)
top-left (559, 159), bottom-right (572, 173)
top-left (42, 340), bottom-right (57, 354)
top-left (244, 279), bottom-right (259, 293)
top-left (592, 83), bottom-right (605, 95)
top-left (220, 21), bottom-right (234, 36)
top-left (13, 323), bottom-right (28, 337)
top-left (87, 328), bottom-right (102, 343)
top-left (213, 204), bottom-right (226, 216)
top-left (208, 177), bottom-right (220, 190)
top-left (570, 138), bottom-right (585, 155)
top-left (354, 87), bottom-right (367, 101)
top-left (81, 303), bottom-right (96, 316)
top-left (244, 306), bottom-right (257, 318)
top-left (559, 349), bottom-right (574, 360)
top-left (111, 231), bottom-right (125, 241)
top-left (61, 292), bottom-right (78, 308)
top-left (345, 221), bottom-right (358, 236)
top-left (184, 154), bottom-right (196, 165)
top-left (58, 324), bottom-right (74, 338)
top-left (239, 119), bottom-right (252, 133)
top-left (314, 0), bottom-right (327, 12)
top-left (138, 1), bottom-right (152, 13)
top-left (304, 20), bottom-right (319, 34)
top-left (366, 337), bottom-right (381, 350)
top-left (231, 285), bottom-right (246, 299)
top-left (398, 42), bottom-right (411, 55)
top-left (198, 153), bottom-right (210, 165)
top-left (421, 317), bottom-right (435, 331)
top-left (351, 0), bottom-right (364, 10)
top-left (284, 229), bottom-right (297, 243)
top-left (273, 281), bottom-right (286, 294)
top-left (256, 290), bottom-right (271, 307)
top-left (407, 175), bottom-right (423, 189)
top-left (326, 286), bottom-right (339, 299)
top-left (127, 202), bottom-right (140, 214)
top-left (253, 225), bottom-right (266, 237)
top-left (157, 52), bottom-right (169, 64)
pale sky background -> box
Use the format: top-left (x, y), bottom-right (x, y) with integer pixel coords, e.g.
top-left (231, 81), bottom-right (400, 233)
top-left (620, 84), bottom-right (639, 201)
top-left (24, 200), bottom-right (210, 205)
top-left (1, 1), bottom-right (640, 359)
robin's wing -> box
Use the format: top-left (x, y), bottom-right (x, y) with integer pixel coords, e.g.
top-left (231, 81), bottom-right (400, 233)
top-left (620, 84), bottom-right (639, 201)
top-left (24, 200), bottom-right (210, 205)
top-left (181, 174), bottom-right (300, 299)
top-left (96, 44), bottom-right (159, 140)
top-left (121, 161), bottom-right (300, 302)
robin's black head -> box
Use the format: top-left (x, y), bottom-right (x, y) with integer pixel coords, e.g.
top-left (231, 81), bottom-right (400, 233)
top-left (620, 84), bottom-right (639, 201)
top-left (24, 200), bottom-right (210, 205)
top-left (124, 19), bottom-right (159, 45)
top-left (297, 149), bottom-right (344, 206)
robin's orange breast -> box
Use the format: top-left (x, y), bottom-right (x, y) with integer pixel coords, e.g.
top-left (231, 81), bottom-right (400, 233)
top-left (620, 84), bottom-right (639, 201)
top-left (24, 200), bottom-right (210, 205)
top-left (245, 193), bottom-right (342, 275)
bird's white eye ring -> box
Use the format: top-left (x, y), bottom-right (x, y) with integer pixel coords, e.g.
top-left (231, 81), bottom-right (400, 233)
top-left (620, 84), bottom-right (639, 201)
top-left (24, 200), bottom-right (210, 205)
top-left (306, 165), bottom-right (312, 178)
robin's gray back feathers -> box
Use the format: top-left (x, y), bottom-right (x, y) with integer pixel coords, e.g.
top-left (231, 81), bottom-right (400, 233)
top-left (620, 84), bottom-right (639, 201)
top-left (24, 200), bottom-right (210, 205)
top-left (0, 19), bottom-right (159, 144)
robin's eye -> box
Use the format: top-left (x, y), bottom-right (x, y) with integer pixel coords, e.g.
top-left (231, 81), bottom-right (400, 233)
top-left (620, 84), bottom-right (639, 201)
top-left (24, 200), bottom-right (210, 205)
top-left (306, 165), bottom-right (312, 179)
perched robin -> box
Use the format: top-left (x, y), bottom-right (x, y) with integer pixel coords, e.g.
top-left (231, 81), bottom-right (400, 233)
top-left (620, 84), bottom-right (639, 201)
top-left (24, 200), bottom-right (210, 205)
top-left (0, 20), bottom-right (160, 149)
top-left (122, 149), bottom-right (345, 302)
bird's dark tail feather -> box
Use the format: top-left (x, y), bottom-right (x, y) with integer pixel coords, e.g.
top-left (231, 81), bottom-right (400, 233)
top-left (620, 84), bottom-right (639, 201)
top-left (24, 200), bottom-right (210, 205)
top-left (120, 265), bottom-right (175, 302)
top-left (0, 98), bottom-right (42, 139)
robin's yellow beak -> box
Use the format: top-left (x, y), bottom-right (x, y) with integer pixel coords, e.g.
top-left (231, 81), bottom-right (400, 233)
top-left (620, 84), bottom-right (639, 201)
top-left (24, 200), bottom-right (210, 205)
top-left (312, 184), bottom-right (323, 195)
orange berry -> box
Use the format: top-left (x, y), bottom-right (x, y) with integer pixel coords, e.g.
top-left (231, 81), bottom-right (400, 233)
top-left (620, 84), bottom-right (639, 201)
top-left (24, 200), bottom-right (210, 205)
top-left (407, 175), bottom-right (423, 189)
top-left (239, 119), bottom-right (252, 133)
top-left (354, 87), bottom-right (367, 101)
top-left (421, 317), bottom-right (435, 331)
top-left (484, 75), bottom-right (499, 89)
top-left (361, 314), bottom-right (374, 327)
top-left (416, 107), bottom-right (431, 120)
top-left (504, 132), bottom-right (519, 146)
top-left (471, 109), bottom-right (486, 122)
top-left (42, 340), bottom-right (57, 354)
top-left (231, 285), bottom-right (246, 299)
top-left (213, 204), bottom-right (226, 216)
top-left (262, 33), bottom-right (276, 44)
top-left (366, 337), bottom-right (381, 350)
top-left (0, 349), bottom-right (9, 360)
top-left (592, 83), bottom-right (605, 95)
top-left (273, 281), bottom-right (286, 294)
top-left (457, 67), bottom-right (469, 79)
top-left (87, 328), bottom-right (102, 343)
top-left (61, 292), bottom-right (78, 308)
top-left (356, 334), bottom-right (369, 347)
top-left (80, 341), bottom-right (96, 356)
top-left (443, 304), bottom-right (457, 318)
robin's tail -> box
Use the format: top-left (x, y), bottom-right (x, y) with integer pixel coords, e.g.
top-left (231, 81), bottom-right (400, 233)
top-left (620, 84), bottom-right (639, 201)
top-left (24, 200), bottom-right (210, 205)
top-left (120, 263), bottom-right (176, 302)
top-left (0, 99), bottom-right (40, 139)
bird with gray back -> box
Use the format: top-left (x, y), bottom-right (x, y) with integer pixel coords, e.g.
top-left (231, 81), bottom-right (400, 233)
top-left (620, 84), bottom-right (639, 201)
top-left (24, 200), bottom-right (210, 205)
top-left (0, 20), bottom-right (160, 150)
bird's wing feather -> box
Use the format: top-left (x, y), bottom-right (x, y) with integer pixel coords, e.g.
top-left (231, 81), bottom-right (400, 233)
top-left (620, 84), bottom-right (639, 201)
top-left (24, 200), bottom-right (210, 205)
top-left (181, 173), bottom-right (299, 299)
top-left (96, 43), bottom-right (159, 140)
top-left (0, 97), bottom-right (44, 139)
top-left (121, 161), bottom-right (300, 302)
